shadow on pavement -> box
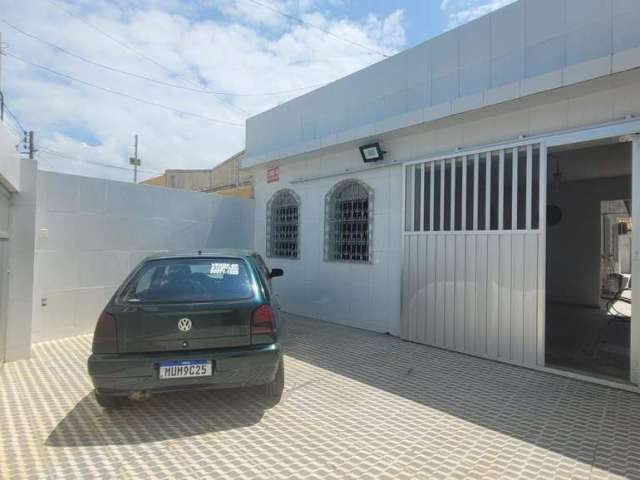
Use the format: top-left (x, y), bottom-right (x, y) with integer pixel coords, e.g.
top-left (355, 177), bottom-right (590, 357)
top-left (279, 313), bottom-right (640, 479)
top-left (47, 386), bottom-right (272, 447)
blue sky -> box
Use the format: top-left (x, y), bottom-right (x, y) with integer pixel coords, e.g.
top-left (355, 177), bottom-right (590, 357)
top-left (1, 0), bottom-right (514, 181)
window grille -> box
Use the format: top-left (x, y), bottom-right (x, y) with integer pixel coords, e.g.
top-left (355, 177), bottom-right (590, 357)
top-left (405, 144), bottom-right (542, 233)
top-left (267, 189), bottom-right (300, 258)
top-left (325, 180), bottom-right (373, 263)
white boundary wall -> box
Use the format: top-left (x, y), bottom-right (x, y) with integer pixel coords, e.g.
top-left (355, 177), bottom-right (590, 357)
top-left (31, 171), bottom-right (254, 343)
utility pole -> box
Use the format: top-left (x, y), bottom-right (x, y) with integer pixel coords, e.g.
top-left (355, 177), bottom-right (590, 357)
top-left (22, 131), bottom-right (35, 158)
top-left (129, 134), bottom-right (141, 183)
top-left (28, 131), bottom-right (34, 159)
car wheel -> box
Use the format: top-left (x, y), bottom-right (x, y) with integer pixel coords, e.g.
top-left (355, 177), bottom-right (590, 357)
top-left (264, 359), bottom-right (284, 400)
top-left (94, 391), bottom-right (128, 409)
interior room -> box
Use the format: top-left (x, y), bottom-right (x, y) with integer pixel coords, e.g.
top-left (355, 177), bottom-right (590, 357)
top-left (545, 141), bottom-right (632, 381)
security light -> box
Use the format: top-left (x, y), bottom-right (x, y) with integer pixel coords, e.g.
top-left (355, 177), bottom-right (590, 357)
top-left (359, 142), bottom-right (385, 163)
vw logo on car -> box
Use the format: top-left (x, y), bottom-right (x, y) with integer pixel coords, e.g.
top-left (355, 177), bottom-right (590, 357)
top-left (177, 318), bottom-right (192, 332)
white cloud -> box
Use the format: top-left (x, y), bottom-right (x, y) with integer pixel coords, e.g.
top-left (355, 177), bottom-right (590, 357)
top-left (1, 0), bottom-right (406, 182)
top-left (440, 0), bottom-right (516, 29)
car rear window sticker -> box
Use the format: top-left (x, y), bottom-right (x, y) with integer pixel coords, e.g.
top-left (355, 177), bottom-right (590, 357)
top-left (209, 262), bottom-right (240, 278)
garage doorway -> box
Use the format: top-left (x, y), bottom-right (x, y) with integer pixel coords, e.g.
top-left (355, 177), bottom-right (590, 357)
top-left (545, 141), bottom-right (632, 381)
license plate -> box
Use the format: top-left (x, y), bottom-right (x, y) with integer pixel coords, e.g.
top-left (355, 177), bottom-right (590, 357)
top-left (159, 359), bottom-right (212, 379)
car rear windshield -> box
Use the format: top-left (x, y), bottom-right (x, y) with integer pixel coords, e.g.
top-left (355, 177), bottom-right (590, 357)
top-left (121, 258), bottom-right (254, 303)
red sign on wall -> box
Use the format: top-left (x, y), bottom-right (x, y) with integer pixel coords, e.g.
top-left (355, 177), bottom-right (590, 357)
top-left (267, 166), bottom-right (280, 183)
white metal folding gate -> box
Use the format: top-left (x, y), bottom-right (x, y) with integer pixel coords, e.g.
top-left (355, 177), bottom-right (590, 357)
top-left (401, 143), bottom-right (547, 367)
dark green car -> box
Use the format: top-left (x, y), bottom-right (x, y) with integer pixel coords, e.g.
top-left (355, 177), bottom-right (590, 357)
top-left (87, 250), bottom-right (284, 409)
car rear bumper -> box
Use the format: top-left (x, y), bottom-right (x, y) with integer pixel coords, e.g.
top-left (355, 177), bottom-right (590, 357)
top-left (88, 343), bottom-right (282, 397)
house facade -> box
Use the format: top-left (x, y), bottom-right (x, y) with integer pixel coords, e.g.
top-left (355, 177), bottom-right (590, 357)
top-left (244, 0), bottom-right (640, 388)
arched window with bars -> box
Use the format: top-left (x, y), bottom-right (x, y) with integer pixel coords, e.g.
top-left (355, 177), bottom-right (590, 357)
top-left (324, 179), bottom-right (373, 263)
top-left (267, 189), bottom-right (300, 259)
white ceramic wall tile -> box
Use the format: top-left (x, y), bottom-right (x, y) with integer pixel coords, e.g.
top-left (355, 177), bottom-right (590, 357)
top-left (74, 213), bottom-right (106, 251)
top-left (76, 176), bottom-right (106, 214)
top-left (522, 70), bottom-right (563, 96)
top-left (432, 71), bottom-right (460, 106)
top-left (460, 61), bottom-right (490, 98)
top-left (566, 0), bottom-right (611, 30)
top-left (524, 0), bottom-right (566, 46)
top-left (613, 46), bottom-right (640, 74)
top-left (491, 50), bottom-right (525, 89)
top-left (7, 299), bottom-right (36, 348)
top-left (37, 211), bottom-right (78, 251)
top-left (76, 251), bottom-right (108, 288)
top-left (565, 20), bottom-right (611, 66)
top-left (105, 180), bottom-right (136, 216)
top-left (563, 56), bottom-right (612, 87)
top-left (430, 30), bottom-right (459, 76)
top-left (460, 15), bottom-right (491, 65)
top-left (30, 172), bottom-right (255, 344)
top-left (613, 5), bottom-right (640, 54)
top-left (490, 1), bottom-right (525, 59)
top-left (525, 36), bottom-right (565, 79)
top-left (73, 287), bottom-right (107, 335)
top-left (104, 250), bottom-right (133, 286)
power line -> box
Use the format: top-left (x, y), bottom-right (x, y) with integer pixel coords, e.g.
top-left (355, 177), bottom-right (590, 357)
top-left (38, 146), bottom-right (164, 175)
top-left (5, 52), bottom-right (244, 127)
top-left (46, 0), bottom-right (181, 79)
top-left (0, 18), bottom-right (218, 95)
top-left (0, 17), bottom-right (324, 99)
top-left (44, 0), bottom-right (250, 115)
top-left (242, 0), bottom-right (390, 58)
top-left (42, 1), bottom-right (344, 97)
top-left (2, 17), bottom-right (324, 99)
top-left (1, 99), bottom-right (26, 133)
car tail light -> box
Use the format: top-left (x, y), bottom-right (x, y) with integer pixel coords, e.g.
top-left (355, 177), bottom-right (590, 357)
top-left (252, 305), bottom-right (274, 335)
top-left (92, 312), bottom-right (118, 354)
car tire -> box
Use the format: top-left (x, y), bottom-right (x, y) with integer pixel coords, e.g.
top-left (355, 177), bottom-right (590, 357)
top-left (264, 359), bottom-right (284, 400)
top-left (94, 391), bottom-right (127, 409)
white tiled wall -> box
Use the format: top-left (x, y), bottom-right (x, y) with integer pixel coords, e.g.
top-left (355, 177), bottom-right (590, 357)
top-left (245, 0), bottom-right (640, 168)
top-left (254, 149), bottom-right (403, 336)
top-left (5, 159), bottom-right (37, 360)
top-left (32, 172), bottom-right (255, 343)
top-left (251, 67), bottom-right (640, 337)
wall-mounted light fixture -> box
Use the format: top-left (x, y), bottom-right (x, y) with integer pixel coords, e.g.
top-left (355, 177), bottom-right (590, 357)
top-left (359, 142), bottom-right (385, 163)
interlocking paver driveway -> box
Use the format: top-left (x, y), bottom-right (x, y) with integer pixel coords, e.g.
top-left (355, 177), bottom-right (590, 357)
top-left (2, 313), bottom-right (640, 479)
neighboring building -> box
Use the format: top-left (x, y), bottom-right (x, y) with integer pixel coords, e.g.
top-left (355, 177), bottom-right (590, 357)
top-left (207, 150), bottom-right (253, 199)
top-left (143, 151), bottom-right (252, 198)
top-left (245, 0), bottom-right (640, 388)
top-left (143, 169), bottom-right (214, 191)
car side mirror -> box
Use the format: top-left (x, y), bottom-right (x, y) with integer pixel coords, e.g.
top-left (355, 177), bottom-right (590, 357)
top-left (270, 268), bottom-right (284, 278)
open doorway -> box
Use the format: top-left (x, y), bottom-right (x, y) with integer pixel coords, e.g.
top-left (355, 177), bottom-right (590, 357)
top-left (545, 141), bottom-right (632, 381)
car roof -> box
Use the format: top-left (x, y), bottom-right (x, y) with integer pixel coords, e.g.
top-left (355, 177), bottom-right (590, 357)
top-left (142, 249), bottom-right (258, 261)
